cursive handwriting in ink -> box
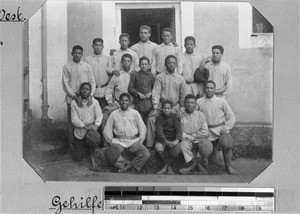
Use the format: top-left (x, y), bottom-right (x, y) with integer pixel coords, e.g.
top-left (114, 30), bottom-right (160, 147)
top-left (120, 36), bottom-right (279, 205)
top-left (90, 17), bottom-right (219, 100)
top-left (51, 196), bottom-right (102, 214)
top-left (0, 7), bottom-right (26, 22)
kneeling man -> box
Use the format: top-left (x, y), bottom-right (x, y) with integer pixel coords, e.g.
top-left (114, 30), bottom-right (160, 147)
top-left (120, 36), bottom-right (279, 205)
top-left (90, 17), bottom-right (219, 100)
top-left (180, 94), bottom-right (213, 175)
top-left (197, 80), bottom-right (237, 175)
top-left (71, 82), bottom-right (103, 168)
top-left (155, 100), bottom-right (182, 175)
top-left (103, 92), bottom-right (150, 173)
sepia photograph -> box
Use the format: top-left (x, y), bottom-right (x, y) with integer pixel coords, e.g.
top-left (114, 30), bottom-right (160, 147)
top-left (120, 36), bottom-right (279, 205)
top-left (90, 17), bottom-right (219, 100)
top-left (22, 0), bottom-right (273, 183)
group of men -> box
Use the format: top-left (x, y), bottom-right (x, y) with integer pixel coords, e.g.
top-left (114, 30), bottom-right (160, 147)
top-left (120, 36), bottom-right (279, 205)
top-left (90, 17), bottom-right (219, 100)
top-left (62, 24), bottom-right (236, 175)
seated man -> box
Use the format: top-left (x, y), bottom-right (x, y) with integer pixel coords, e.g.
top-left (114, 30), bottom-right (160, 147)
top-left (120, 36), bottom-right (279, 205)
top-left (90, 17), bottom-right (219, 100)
top-left (71, 82), bottom-right (103, 168)
top-left (155, 100), bottom-right (182, 175)
top-left (197, 80), bottom-right (237, 175)
top-left (179, 94), bottom-right (213, 175)
top-left (103, 93), bottom-right (150, 173)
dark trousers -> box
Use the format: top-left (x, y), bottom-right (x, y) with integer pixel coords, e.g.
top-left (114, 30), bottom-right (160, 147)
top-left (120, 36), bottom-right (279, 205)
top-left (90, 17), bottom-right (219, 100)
top-left (94, 97), bottom-right (108, 110)
top-left (72, 133), bottom-right (99, 162)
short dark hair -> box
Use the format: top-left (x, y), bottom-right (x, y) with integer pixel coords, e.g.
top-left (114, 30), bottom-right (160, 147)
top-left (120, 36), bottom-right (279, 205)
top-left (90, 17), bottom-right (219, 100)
top-left (161, 27), bottom-right (173, 35)
top-left (121, 53), bottom-right (132, 61)
top-left (162, 99), bottom-right (173, 108)
top-left (72, 45), bottom-right (83, 53)
top-left (140, 25), bottom-right (151, 34)
top-left (119, 92), bottom-right (131, 101)
top-left (212, 45), bottom-right (224, 54)
top-left (165, 55), bottom-right (177, 65)
top-left (184, 36), bottom-right (196, 44)
top-left (79, 82), bottom-right (91, 91)
top-left (204, 80), bottom-right (216, 88)
top-left (119, 33), bottom-right (130, 41)
top-left (92, 38), bottom-right (103, 45)
top-left (139, 56), bottom-right (150, 64)
top-left (184, 94), bottom-right (196, 103)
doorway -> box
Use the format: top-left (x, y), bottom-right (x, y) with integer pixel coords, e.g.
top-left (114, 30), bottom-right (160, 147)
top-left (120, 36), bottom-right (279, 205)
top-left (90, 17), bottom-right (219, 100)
top-left (121, 8), bottom-right (176, 47)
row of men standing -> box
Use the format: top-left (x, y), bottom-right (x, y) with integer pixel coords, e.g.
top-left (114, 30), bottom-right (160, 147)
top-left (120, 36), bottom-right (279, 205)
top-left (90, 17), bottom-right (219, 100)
top-left (61, 25), bottom-right (234, 174)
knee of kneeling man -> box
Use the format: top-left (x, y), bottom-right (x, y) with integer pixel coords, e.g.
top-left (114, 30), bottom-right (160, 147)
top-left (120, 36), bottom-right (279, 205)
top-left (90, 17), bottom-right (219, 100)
top-left (198, 140), bottom-right (213, 157)
top-left (219, 133), bottom-right (233, 150)
top-left (155, 143), bottom-right (164, 152)
top-left (180, 140), bottom-right (190, 149)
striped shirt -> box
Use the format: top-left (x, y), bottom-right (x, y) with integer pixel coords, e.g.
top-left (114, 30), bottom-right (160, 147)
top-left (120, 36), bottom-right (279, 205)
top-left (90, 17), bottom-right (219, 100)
top-left (197, 95), bottom-right (235, 141)
top-left (85, 54), bottom-right (110, 98)
top-left (71, 98), bottom-right (103, 139)
top-left (104, 108), bottom-right (146, 148)
top-left (62, 60), bottom-right (96, 104)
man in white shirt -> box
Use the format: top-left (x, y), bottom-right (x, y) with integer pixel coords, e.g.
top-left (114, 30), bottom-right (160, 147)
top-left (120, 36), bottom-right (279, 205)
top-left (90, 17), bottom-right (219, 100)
top-left (104, 93), bottom-right (150, 173)
top-left (152, 28), bottom-right (183, 75)
top-left (197, 80), bottom-right (237, 175)
top-left (131, 25), bottom-right (158, 74)
top-left (71, 82), bottom-right (103, 168)
top-left (108, 33), bottom-right (139, 75)
top-left (204, 45), bottom-right (232, 100)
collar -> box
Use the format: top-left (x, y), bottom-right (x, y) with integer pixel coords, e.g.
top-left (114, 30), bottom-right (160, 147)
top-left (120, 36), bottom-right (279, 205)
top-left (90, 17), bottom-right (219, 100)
top-left (120, 69), bottom-right (131, 75)
top-left (139, 40), bottom-right (152, 44)
top-left (161, 42), bottom-right (173, 47)
top-left (165, 71), bottom-right (176, 76)
top-left (204, 94), bottom-right (217, 102)
top-left (183, 109), bottom-right (196, 116)
top-left (140, 69), bottom-right (151, 75)
top-left (184, 51), bottom-right (195, 56)
top-left (118, 48), bottom-right (129, 52)
top-left (93, 53), bottom-right (103, 57)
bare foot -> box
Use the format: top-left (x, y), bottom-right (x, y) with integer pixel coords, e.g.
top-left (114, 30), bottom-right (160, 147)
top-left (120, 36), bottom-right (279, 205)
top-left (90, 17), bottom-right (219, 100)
top-left (157, 165), bottom-right (168, 175)
top-left (225, 165), bottom-right (238, 175)
top-left (196, 163), bottom-right (207, 175)
top-left (90, 154), bottom-right (97, 168)
top-left (166, 166), bottom-right (175, 175)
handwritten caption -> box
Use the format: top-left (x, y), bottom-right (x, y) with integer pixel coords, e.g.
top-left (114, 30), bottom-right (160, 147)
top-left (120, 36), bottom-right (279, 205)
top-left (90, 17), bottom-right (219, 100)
top-left (50, 196), bottom-right (103, 214)
top-left (0, 7), bottom-right (26, 22)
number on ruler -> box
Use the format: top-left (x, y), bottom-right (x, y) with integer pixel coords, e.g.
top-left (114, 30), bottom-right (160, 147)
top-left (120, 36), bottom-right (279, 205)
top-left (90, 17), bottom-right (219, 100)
top-left (154, 205), bottom-right (159, 210)
top-left (188, 205), bottom-right (193, 210)
top-left (257, 205), bottom-right (261, 211)
top-left (137, 205), bottom-right (143, 210)
top-left (172, 205), bottom-right (176, 210)
top-left (206, 205), bottom-right (210, 210)
top-left (240, 206), bottom-right (244, 211)
top-left (222, 205), bottom-right (227, 210)
top-left (120, 205), bottom-right (125, 210)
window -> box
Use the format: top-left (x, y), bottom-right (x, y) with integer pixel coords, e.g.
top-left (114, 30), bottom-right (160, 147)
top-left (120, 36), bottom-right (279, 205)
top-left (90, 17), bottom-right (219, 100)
top-left (252, 6), bottom-right (273, 33)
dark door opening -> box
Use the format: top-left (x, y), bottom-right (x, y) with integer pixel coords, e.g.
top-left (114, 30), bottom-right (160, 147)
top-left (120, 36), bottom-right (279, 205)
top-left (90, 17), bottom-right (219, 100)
top-left (121, 8), bottom-right (176, 47)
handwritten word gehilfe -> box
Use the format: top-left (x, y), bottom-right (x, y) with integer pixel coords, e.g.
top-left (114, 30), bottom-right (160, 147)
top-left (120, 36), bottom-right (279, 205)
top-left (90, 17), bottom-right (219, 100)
top-left (0, 7), bottom-right (26, 22)
top-left (51, 196), bottom-right (102, 214)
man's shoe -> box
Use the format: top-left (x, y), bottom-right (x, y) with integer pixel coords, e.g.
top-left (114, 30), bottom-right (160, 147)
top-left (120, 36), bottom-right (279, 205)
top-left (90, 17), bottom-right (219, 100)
top-left (225, 165), bottom-right (238, 175)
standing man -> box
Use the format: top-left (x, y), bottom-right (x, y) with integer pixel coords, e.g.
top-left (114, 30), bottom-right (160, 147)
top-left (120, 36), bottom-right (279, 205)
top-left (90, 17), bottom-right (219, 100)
top-left (182, 36), bottom-right (208, 98)
top-left (108, 33), bottom-right (139, 75)
top-left (71, 82), bottom-right (102, 168)
top-left (197, 80), bottom-right (237, 175)
top-left (131, 25), bottom-right (158, 74)
top-left (128, 56), bottom-right (155, 124)
top-left (146, 55), bottom-right (186, 148)
top-left (62, 45), bottom-right (96, 150)
top-left (179, 94), bottom-right (213, 175)
top-left (204, 45), bottom-right (232, 100)
top-left (85, 38), bottom-right (110, 110)
top-left (104, 93), bottom-right (150, 173)
top-left (152, 28), bottom-right (183, 75)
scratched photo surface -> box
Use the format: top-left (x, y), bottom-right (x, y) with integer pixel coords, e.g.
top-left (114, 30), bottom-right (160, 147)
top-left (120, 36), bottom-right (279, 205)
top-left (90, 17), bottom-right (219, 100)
top-left (22, 1), bottom-right (273, 183)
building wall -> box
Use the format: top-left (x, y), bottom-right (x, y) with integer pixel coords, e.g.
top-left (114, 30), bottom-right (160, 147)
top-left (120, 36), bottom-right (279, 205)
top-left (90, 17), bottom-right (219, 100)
top-left (67, 1), bottom-right (103, 61)
top-left (29, 8), bottom-right (42, 119)
top-left (194, 2), bottom-right (272, 123)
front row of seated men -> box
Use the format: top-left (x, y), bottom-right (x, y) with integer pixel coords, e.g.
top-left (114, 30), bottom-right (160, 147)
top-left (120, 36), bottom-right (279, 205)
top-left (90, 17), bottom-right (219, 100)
top-left (70, 78), bottom-right (237, 175)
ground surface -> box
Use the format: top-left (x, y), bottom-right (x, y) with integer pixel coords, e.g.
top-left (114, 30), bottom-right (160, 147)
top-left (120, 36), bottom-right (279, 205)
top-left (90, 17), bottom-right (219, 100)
top-left (24, 139), bottom-right (272, 183)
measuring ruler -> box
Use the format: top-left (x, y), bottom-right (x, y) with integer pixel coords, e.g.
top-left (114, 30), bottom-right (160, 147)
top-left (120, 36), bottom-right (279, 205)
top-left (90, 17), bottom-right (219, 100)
top-left (104, 186), bottom-right (274, 211)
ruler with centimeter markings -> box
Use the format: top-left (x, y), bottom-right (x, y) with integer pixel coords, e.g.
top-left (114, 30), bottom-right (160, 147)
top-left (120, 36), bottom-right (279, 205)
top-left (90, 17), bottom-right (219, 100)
top-left (104, 186), bottom-right (274, 211)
